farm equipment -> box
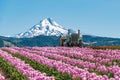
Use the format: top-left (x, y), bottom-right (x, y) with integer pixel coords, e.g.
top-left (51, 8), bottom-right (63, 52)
top-left (60, 29), bottom-right (83, 47)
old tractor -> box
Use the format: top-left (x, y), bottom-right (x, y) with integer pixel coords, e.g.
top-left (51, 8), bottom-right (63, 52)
top-left (60, 29), bottom-right (83, 47)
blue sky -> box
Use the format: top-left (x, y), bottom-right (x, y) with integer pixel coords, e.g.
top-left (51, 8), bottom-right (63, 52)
top-left (0, 0), bottom-right (120, 38)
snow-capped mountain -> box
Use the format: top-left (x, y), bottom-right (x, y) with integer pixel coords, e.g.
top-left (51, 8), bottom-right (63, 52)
top-left (16, 18), bottom-right (68, 38)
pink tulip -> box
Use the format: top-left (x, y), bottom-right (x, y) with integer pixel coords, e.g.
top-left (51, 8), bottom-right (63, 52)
top-left (0, 49), bottom-right (54, 80)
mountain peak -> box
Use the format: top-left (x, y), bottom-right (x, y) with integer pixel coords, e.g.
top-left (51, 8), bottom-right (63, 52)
top-left (46, 17), bottom-right (53, 21)
top-left (16, 18), bottom-right (68, 38)
top-left (40, 18), bottom-right (59, 27)
top-left (40, 18), bottom-right (53, 23)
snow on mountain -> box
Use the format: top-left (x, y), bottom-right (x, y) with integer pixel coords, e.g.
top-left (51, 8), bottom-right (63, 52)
top-left (16, 18), bottom-right (68, 38)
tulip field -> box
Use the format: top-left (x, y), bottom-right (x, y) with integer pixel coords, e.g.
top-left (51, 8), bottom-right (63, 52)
top-left (1, 47), bottom-right (120, 80)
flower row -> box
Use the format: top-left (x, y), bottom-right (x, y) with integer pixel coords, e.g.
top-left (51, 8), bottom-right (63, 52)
top-left (34, 47), bottom-right (120, 61)
top-left (12, 47), bottom-right (120, 78)
top-left (0, 49), bottom-right (54, 80)
top-left (31, 47), bottom-right (112, 65)
top-left (3, 47), bottom-right (119, 80)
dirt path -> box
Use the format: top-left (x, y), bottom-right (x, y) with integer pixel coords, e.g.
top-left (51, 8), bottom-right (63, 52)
top-left (0, 68), bottom-right (10, 80)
